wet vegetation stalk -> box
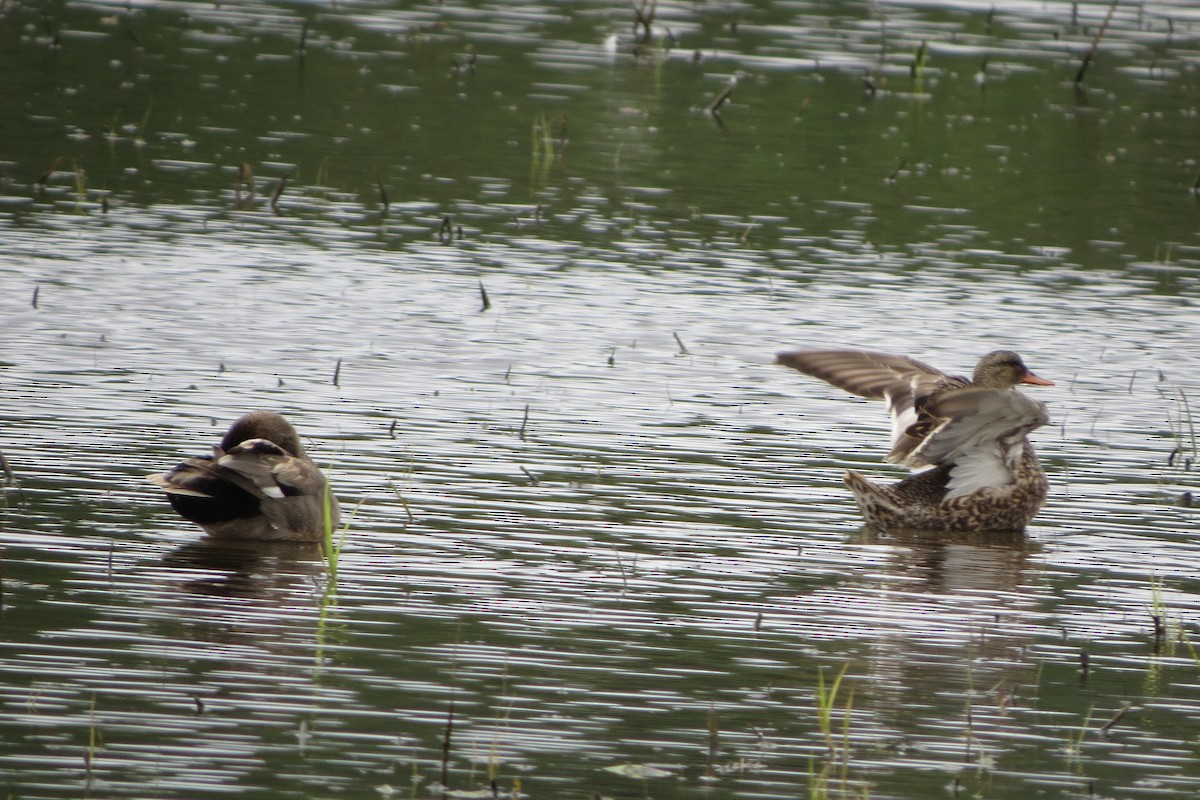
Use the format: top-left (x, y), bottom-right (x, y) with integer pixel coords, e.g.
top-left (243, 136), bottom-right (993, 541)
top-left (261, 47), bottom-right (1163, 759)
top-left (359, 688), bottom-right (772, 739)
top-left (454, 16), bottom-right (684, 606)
top-left (1074, 0), bottom-right (1118, 85)
top-left (1100, 701), bottom-right (1133, 736)
top-left (910, 40), bottom-right (927, 80)
top-left (85, 692), bottom-right (100, 784)
top-left (707, 79), bottom-right (736, 116)
top-left (487, 657), bottom-right (513, 785)
top-left (815, 663), bottom-right (849, 756)
top-left (72, 161), bottom-right (86, 212)
top-left (387, 480), bottom-right (415, 528)
top-left (441, 700), bottom-right (455, 792)
top-left (1066, 704), bottom-right (1094, 768)
top-left (270, 173), bottom-right (289, 212)
top-left (37, 156), bottom-right (63, 193)
top-left (612, 546), bottom-right (630, 591)
top-left (1149, 574), bottom-right (1167, 652)
top-left (1176, 388), bottom-right (1196, 461)
top-left (633, 0), bottom-right (656, 41)
top-left (137, 102), bottom-right (152, 142)
top-left (377, 179), bottom-right (389, 216)
top-left (236, 163), bottom-right (254, 207)
top-left (706, 705), bottom-right (719, 775)
top-left (672, 331), bottom-right (689, 355)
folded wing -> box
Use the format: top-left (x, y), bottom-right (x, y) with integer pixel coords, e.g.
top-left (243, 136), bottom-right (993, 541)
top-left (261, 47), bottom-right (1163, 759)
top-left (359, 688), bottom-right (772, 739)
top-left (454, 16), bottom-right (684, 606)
top-left (911, 387), bottom-right (1050, 497)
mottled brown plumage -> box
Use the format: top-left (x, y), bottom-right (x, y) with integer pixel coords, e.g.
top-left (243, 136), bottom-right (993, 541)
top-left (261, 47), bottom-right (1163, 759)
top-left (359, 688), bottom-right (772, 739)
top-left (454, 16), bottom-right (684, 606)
top-left (776, 349), bottom-right (1053, 532)
top-left (148, 411), bottom-right (338, 541)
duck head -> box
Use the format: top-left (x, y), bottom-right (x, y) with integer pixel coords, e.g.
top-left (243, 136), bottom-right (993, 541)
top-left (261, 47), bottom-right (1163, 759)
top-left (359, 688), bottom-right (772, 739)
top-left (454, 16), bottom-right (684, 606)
top-left (973, 351), bottom-right (1054, 389)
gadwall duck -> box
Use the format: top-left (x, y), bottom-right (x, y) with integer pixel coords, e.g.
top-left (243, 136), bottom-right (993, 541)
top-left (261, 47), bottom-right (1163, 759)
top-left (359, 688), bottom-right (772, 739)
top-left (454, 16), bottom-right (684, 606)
top-left (148, 411), bottom-right (339, 541)
top-left (775, 349), bottom-right (1053, 532)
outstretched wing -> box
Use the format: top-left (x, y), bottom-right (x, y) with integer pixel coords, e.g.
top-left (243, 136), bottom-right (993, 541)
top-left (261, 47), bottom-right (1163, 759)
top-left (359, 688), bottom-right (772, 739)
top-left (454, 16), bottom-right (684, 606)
top-left (776, 349), bottom-right (964, 465)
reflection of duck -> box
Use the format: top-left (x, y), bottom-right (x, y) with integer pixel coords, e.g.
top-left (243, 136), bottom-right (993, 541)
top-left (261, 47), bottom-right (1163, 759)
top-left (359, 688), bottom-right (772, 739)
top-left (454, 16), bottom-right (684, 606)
top-left (162, 537), bottom-right (325, 597)
top-left (776, 350), bottom-right (1053, 532)
top-left (148, 412), bottom-right (339, 541)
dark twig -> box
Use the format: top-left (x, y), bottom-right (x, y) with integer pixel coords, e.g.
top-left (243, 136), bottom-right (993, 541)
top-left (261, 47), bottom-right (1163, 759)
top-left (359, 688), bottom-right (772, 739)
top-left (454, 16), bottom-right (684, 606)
top-left (376, 179), bottom-right (389, 216)
top-left (236, 163), bottom-right (254, 208)
top-left (298, 19), bottom-right (309, 64)
top-left (441, 699), bottom-right (455, 791)
top-left (269, 173), bottom-right (289, 213)
top-left (632, 0), bottom-right (657, 41)
top-left (1100, 702), bottom-right (1133, 736)
top-left (707, 78), bottom-right (737, 116)
top-left (911, 40), bottom-right (928, 79)
top-left (1074, 0), bottom-right (1118, 86)
top-left (673, 331), bottom-right (689, 355)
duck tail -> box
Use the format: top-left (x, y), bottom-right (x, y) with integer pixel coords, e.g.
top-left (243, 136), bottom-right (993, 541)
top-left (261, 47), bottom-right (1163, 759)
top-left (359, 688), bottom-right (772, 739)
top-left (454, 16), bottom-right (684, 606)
top-left (843, 470), bottom-right (901, 517)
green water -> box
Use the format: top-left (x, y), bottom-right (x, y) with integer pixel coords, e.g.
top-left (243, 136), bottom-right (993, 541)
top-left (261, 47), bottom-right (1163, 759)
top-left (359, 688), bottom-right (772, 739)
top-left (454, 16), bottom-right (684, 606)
top-left (2, 2), bottom-right (1200, 798)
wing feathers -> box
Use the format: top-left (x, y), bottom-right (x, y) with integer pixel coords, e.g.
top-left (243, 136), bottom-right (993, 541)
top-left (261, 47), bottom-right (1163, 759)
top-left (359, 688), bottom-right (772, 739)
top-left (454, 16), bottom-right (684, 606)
top-left (775, 349), bottom-right (948, 400)
top-left (778, 349), bottom-right (1049, 494)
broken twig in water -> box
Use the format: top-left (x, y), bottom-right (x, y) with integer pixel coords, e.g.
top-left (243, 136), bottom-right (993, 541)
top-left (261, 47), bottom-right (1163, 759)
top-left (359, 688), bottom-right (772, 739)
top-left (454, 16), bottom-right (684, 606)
top-left (478, 281), bottom-right (491, 312)
top-left (376, 179), bottom-right (389, 216)
top-left (298, 19), bottom-right (309, 64)
top-left (632, 0), bottom-right (656, 41)
top-left (37, 157), bottom-right (64, 193)
top-left (1100, 702), bottom-right (1133, 736)
top-left (707, 77), bottom-right (737, 115)
top-left (236, 163), bottom-right (254, 207)
top-left (1074, 0), bottom-right (1118, 86)
top-left (270, 173), bottom-right (289, 212)
top-left (441, 699), bottom-right (454, 791)
top-left (911, 40), bottom-right (927, 79)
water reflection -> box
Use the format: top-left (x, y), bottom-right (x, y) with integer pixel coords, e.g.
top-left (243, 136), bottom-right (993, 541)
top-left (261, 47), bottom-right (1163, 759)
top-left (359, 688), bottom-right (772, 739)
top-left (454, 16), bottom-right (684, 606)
top-left (160, 537), bottom-right (326, 598)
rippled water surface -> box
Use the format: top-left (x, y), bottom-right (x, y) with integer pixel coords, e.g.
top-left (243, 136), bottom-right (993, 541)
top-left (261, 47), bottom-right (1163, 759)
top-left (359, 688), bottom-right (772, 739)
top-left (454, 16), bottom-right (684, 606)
top-left (3, 1), bottom-right (1200, 798)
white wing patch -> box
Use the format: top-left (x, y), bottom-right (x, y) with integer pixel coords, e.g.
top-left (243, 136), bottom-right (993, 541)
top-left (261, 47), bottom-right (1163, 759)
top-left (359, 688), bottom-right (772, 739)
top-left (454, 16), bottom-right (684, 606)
top-left (884, 388), bottom-right (919, 455)
top-left (945, 444), bottom-right (1010, 498)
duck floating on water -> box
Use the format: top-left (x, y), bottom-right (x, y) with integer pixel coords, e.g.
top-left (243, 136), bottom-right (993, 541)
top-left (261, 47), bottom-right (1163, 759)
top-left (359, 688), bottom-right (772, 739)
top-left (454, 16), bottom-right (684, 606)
top-left (148, 411), bottom-right (338, 541)
top-left (775, 349), bottom-right (1053, 532)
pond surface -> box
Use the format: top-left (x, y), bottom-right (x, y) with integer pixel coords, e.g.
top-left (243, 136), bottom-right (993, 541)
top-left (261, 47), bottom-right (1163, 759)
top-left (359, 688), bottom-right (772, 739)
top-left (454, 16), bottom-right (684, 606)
top-left (2, 1), bottom-right (1200, 798)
